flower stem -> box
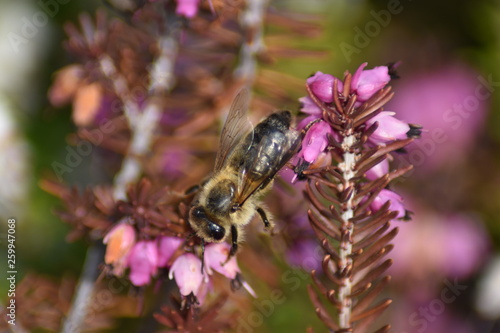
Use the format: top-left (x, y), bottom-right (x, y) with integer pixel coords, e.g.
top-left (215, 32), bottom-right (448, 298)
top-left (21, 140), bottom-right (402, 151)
top-left (338, 134), bottom-right (357, 329)
top-left (61, 242), bottom-right (105, 333)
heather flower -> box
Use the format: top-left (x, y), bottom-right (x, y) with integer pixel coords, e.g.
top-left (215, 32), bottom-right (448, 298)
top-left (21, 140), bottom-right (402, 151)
top-left (366, 111), bottom-right (410, 145)
top-left (204, 243), bottom-right (256, 297)
top-left (370, 189), bottom-right (406, 219)
top-left (157, 236), bottom-right (184, 267)
top-left (307, 71), bottom-right (342, 103)
top-left (204, 243), bottom-right (239, 279)
top-left (128, 240), bottom-right (159, 286)
top-left (365, 158), bottom-right (389, 180)
top-left (351, 62), bottom-right (391, 101)
top-left (297, 96), bottom-right (322, 129)
top-left (175, 0), bottom-right (200, 18)
top-left (297, 63), bottom-right (420, 331)
top-left (103, 221), bottom-right (136, 276)
top-left (297, 120), bottom-right (333, 164)
top-left (169, 253), bottom-right (206, 298)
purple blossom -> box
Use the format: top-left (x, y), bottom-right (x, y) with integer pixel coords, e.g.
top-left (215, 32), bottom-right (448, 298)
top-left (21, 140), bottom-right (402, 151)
top-left (370, 189), bottom-right (405, 219)
top-left (307, 71), bottom-right (342, 103)
top-left (157, 236), bottom-right (183, 267)
top-left (297, 121), bottom-right (333, 164)
top-left (128, 240), bottom-right (159, 286)
top-left (365, 158), bottom-right (389, 181)
top-left (204, 243), bottom-right (239, 279)
top-left (366, 111), bottom-right (410, 145)
top-left (175, 0), bottom-right (200, 18)
top-left (299, 96), bottom-right (322, 116)
top-left (169, 253), bottom-right (206, 298)
top-left (351, 63), bottom-right (391, 102)
top-left (204, 243), bottom-right (256, 297)
top-left (103, 221), bottom-right (136, 276)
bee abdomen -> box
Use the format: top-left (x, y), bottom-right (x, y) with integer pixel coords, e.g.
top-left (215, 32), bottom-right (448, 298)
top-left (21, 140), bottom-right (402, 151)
top-left (245, 131), bottom-right (286, 179)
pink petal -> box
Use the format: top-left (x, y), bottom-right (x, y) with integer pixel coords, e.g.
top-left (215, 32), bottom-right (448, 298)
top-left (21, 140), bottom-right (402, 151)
top-left (299, 96), bottom-right (322, 115)
top-left (128, 241), bottom-right (159, 286)
top-left (351, 63), bottom-right (390, 101)
top-left (300, 121), bottom-right (332, 163)
top-left (157, 236), bottom-right (183, 267)
top-left (367, 111), bottom-right (410, 145)
top-left (204, 243), bottom-right (240, 279)
top-left (365, 158), bottom-right (389, 180)
top-left (307, 72), bottom-right (339, 103)
top-left (175, 0), bottom-right (200, 18)
top-left (169, 253), bottom-right (205, 296)
top-left (370, 189), bottom-right (405, 219)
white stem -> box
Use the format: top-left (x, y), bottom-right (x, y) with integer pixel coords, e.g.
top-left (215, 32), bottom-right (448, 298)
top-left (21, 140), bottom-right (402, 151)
top-left (112, 35), bottom-right (178, 200)
top-left (338, 134), bottom-right (357, 328)
top-left (63, 28), bottom-right (179, 333)
top-left (234, 0), bottom-right (268, 84)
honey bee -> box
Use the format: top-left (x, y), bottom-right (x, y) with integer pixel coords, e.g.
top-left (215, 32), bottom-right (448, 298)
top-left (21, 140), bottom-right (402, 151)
top-left (188, 90), bottom-right (301, 259)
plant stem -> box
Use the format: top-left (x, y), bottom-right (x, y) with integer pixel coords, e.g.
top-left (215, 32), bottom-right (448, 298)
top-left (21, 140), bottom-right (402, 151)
top-left (338, 134), bottom-right (357, 329)
top-left (61, 242), bottom-right (105, 333)
top-left (61, 21), bottom-right (180, 333)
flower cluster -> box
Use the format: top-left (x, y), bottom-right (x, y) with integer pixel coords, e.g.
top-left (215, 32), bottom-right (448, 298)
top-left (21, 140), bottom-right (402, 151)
top-left (104, 221), bottom-right (254, 302)
top-left (297, 63), bottom-right (421, 332)
top-left (296, 63), bottom-right (419, 219)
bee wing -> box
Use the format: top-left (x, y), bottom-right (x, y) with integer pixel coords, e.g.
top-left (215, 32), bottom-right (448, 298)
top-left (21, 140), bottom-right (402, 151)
top-left (236, 128), bottom-right (301, 206)
top-left (214, 89), bottom-right (252, 172)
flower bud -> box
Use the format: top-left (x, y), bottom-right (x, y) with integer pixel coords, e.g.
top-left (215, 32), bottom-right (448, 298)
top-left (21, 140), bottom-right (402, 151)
top-left (365, 158), bottom-right (389, 180)
top-left (157, 236), bottom-right (184, 267)
top-left (169, 253), bottom-right (205, 297)
top-left (103, 221), bottom-right (136, 276)
top-left (351, 63), bottom-right (390, 101)
top-left (299, 121), bottom-right (333, 164)
top-left (366, 111), bottom-right (410, 145)
top-left (307, 72), bottom-right (342, 103)
top-left (370, 189), bottom-right (405, 219)
top-left (128, 240), bottom-right (159, 286)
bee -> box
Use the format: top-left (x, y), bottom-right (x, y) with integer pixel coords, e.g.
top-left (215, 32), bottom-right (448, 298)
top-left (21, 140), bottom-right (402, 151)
top-left (188, 90), bottom-right (301, 259)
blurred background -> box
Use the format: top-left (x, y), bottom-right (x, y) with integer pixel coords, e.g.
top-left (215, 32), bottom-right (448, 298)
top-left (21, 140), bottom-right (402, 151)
top-left (0, 0), bottom-right (499, 332)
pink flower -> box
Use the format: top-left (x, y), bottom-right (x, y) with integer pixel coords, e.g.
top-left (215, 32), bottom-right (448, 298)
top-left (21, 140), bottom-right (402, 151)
top-left (175, 0), bottom-right (200, 18)
top-left (370, 189), bottom-right (405, 219)
top-left (307, 72), bottom-right (342, 103)
top-left (128, 241), bottom-right (159, 286)
top-left (366, 111), bottom-right (410, 145)
top-left (169, 253), bottom-right (206, 297)
top-left (351, 63), bottom-right (390, 101)
top-left (298, 121), bottom-right (333, 164)
top-left (299, 96), bottom-right (322, 116)
top-left (157, 236), bottom-right (183, 267)
top-left (204, 243), bottom-right (256, 297)
top-left (204, 243), bottom-right (240, 279)
top-left (103, 221), bottom-right (136, 276)
top-left (365, 158), bottom-right (389, 180)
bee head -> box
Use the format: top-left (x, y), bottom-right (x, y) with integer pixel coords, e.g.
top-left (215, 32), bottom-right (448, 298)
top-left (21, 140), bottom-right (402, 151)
top-left (188, 206), bottom-right (226, 242)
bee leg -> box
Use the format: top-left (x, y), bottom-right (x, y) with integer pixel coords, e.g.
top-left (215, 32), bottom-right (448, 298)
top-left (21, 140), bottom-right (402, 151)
top-left (225, 225), bottom-right (238, 263)
top-left (257, 207), bottom-right (273, 232)
top-left (184, 184), bottom-right (200, 195)
top-left (200, 239), bottom-right (206, 274)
